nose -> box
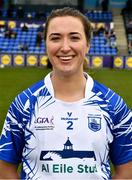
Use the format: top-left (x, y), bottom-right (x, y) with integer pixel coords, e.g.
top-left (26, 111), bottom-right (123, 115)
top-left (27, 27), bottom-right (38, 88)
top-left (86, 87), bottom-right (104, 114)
top-left (61, 39), bottom-right (71, 52)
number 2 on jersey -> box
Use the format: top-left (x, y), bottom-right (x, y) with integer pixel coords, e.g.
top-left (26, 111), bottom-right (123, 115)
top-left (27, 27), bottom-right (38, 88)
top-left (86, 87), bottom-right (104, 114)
top-left (67, 121), bottom-right (73, 130)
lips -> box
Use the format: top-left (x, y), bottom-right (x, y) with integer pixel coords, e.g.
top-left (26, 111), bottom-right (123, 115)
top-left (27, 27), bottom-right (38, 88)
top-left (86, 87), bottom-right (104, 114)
top-left (57, 55), bottom-right (75, 60)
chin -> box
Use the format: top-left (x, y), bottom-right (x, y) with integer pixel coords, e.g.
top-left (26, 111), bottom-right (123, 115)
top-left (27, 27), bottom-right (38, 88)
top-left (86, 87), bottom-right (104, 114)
top-left (61, 69), bottom-right (77, 76)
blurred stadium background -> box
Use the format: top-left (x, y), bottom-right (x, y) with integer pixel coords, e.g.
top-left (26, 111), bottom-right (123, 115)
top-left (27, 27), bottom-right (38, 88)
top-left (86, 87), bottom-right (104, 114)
top-left (0, 0), bottom-right (132, 131)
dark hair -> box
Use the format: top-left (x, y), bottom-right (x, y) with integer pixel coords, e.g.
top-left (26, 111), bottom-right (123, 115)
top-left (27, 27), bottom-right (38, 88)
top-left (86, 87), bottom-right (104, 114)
top-left (44, 7), bottom-right (92, 43)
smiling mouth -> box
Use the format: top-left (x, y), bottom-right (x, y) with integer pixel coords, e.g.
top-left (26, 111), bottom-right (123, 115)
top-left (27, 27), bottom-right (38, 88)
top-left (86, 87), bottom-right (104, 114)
top-left (57, 56), bottom-right (75, 61)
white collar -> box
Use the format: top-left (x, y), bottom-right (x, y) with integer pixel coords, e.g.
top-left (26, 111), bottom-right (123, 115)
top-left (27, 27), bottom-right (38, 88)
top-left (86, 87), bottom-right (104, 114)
top-left (45, 72), bottom-right (94, 99)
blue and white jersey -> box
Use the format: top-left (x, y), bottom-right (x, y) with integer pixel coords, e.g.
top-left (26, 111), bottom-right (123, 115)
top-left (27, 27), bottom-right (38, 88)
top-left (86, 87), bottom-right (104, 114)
top-left (0, 72), bottom-right (132, 180)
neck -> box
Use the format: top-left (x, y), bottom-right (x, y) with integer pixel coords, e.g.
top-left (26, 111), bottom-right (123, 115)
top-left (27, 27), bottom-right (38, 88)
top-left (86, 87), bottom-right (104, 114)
top-left (51, 72), bottom-right (87, 102)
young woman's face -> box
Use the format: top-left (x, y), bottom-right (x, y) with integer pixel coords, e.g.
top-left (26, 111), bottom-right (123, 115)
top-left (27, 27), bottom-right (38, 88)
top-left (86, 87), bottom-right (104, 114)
top-left (46, 16), bottom-right (89, 76)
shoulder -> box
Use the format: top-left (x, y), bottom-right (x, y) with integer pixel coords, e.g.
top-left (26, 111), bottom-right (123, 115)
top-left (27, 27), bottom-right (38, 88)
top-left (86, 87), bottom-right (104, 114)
top-left (17, 79), bottom-right (45, 105)
top-left (10, 78), bottom-right (50, 117)
top-left (20, 73), bottom-right (52, 102)
top-left (92, 80), bottom-right (131, 124)
top-left (92, 80), bottom-right (120, 106)
top-left (86, 74), bottom-right (123, 112)
top-left (7, 78), bottom-right (50, 126)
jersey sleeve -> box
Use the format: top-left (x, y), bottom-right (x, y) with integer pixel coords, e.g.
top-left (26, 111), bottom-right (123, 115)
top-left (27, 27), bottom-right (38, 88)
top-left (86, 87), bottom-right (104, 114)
top-left (109, 94), bottom-right (132, 165)
top-left (0, 93), bottom-right (30, 164)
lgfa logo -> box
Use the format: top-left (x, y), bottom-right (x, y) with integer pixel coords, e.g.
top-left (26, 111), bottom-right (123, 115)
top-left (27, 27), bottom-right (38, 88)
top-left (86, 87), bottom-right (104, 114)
top-left (35, 116), bottom-right (54, 125)
top-left (34, 116), bottom-right (55, 130)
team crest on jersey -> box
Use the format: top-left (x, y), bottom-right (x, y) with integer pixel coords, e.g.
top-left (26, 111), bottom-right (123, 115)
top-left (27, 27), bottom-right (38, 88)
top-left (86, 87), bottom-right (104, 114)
top-left (88, 115), bottom-right (101, 132)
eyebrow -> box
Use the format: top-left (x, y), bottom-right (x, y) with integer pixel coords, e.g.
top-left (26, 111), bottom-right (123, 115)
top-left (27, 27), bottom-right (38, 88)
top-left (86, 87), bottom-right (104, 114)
top-left (70, 32), bottom-right (81, 36)
top-left (49, 32), bottom-right (81, 37)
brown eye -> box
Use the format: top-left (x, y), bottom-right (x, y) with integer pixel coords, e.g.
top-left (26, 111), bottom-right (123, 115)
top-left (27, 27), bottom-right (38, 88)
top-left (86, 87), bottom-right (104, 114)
top-left (71, 36), bottom-right (80, 41)
top-left (50, 36), bottom-right (60, 41)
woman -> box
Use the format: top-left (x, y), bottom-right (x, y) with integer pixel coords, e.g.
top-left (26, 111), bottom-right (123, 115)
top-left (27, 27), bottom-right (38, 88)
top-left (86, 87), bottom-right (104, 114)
top-left (0, 7), bottom-right (132, 179)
